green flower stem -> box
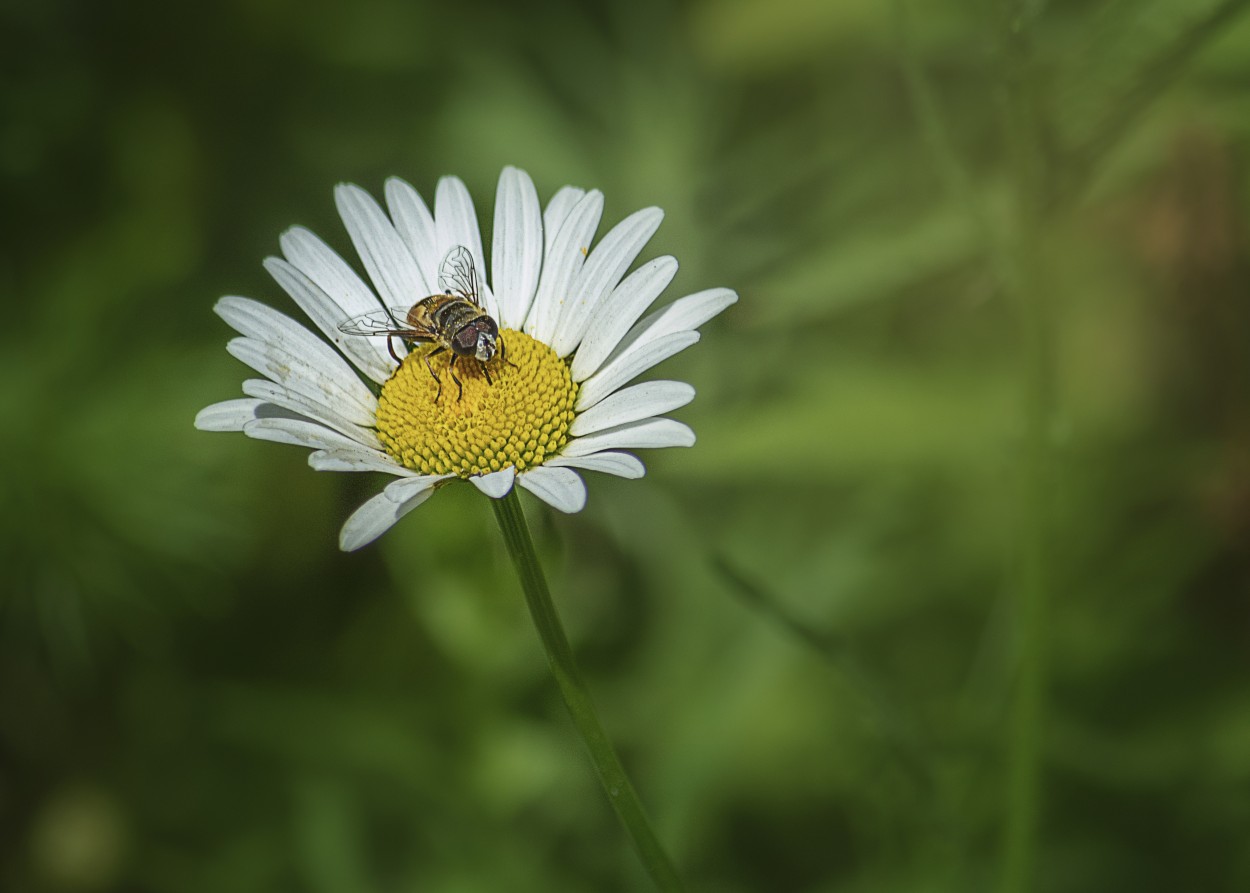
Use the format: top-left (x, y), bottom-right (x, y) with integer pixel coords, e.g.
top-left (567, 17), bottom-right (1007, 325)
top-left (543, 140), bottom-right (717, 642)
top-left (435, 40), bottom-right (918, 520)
top-left (492, 488), bottom-right (685, 893)
top-left (1000, 10), bottom-right (1055, 893)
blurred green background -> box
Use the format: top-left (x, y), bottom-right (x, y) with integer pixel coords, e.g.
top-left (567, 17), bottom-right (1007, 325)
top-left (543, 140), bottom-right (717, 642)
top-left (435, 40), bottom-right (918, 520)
top-left (4, 0), bottom-right (1250, 890)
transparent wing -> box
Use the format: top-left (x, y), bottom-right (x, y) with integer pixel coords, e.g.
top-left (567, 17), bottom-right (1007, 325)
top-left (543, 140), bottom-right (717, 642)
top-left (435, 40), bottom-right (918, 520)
top-left (438, 245), bottom-right (480, 305)
top-left (337, 306), bottom-right (428, 337)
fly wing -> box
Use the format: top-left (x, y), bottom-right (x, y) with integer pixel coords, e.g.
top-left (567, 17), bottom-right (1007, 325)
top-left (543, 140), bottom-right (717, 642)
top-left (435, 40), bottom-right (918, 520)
top-left (337, 306), bottom-right (426, 337)
top-left (438, 245), bottom-right (481, 306)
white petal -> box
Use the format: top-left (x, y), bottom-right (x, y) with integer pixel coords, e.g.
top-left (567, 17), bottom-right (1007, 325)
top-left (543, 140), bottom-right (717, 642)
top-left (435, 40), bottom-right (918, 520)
top-left (569, 380), bottom-right (694, 436)
top-left (384, 474), bottom-right (452, 503)
top-left (571, 289), bottom-right (734, 409)
top-left (435, 176), bottom-right (498, 321)
top-left (469, 466), bottom-right (516, 498)
top-left (216, 295), bottom-right (333, 359)
top-left (525, 190), bottom-right (604, 345)
top-left (243, 417), bottom-right (365, 452)
top-left (227, 337), bottom-right (377, 427)
top-left (384, 177), bottom-right (438, 293)
top-left (543, 186), bottom-right (585, 255)
top-left (267, 245), bottom-right (397, 385)
top-left (562, 418), bottom-right (695, 457)
top-left (241, 380), bottom-right (380, 448)
top-left (195, 398), bottom-right (265, 432)
top-left (576, 331), bottom-right (700, 411)
top-left (546, 451), bottom-right (646, 479)
top-left (339, 485), bottom-right (439, 551)
top-left (551, 207), bottom-right (663, 357)
top-left (491, 167), bottom-right (544, 330)
top-left (570, 256), bottom-right (677, 381)
top-left (308, 447), bottom-right (414, 476)
top-left (334, 183), bottom-right (428, 312)
top-left (629, 287), bottom-right (738, 343)
top-left (216, 296), bottom-right (375, 414)
top-left (519, 466), bottom-right (587, 513)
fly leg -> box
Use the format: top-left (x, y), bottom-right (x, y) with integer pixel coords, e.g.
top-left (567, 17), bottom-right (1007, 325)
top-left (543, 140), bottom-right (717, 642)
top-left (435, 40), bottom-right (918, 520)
top-left (386, 335), bottom-right (404, 366)
top-left (482, 362), bottom-right (494, 386)
top-left (448, 356), bottom-right (465, 401)
top-left (424, 346), bottom-right (445, 402)
top-left (499, 335), bottom-right (519, 371)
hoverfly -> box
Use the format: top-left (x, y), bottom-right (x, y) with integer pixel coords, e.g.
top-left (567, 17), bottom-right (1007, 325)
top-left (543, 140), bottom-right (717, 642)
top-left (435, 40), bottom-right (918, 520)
top-left (337, 246), bottom-right (510, 402)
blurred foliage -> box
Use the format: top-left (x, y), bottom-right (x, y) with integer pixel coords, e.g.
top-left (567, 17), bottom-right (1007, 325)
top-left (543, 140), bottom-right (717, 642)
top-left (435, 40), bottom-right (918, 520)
top-left (4, 0), bottom-right (1250, 890)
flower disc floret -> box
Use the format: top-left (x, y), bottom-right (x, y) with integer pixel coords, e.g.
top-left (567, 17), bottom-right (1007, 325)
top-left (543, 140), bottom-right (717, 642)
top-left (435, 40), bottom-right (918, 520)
top-left (375, 330), bottom-right (577, 476)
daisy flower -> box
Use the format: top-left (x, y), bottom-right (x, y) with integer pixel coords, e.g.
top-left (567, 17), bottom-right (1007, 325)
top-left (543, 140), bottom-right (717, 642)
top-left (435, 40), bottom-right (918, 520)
top-left (196, 166), bottom-right (736, 551)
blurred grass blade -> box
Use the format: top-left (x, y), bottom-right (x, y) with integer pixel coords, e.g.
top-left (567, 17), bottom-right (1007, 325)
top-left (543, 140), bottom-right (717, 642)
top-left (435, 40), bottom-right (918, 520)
top-left (1062, 0), bottom-right (1250, 204)
top-left (895, 0), bottom-right (1013, 286)
top-left (712, 555), bottom-right (934, 793)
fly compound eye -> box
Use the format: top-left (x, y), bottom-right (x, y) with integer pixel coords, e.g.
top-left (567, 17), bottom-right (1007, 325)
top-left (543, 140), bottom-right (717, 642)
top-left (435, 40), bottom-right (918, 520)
top-left (452, 325), bottom-right (480, 356)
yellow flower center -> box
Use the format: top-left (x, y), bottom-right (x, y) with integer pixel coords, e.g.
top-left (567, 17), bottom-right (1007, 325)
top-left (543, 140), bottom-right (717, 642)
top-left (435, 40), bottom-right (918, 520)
top-left (375, 330), bottom-right (578, 476)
